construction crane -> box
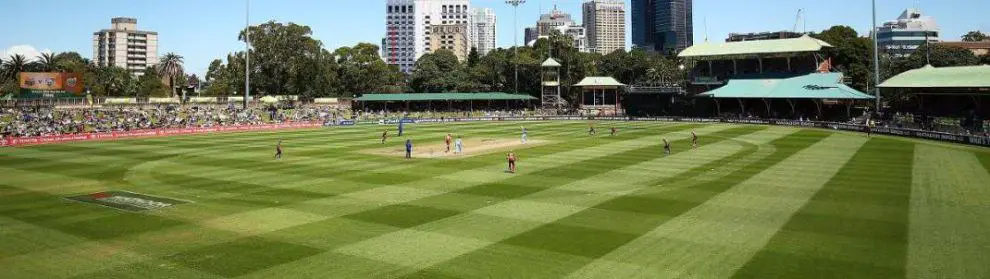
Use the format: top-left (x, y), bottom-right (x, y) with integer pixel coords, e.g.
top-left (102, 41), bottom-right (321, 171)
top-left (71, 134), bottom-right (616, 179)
top-left (793, 9), bottom-right (804, 33)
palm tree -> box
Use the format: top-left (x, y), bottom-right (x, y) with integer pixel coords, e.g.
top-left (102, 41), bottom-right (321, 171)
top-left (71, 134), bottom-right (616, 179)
top-left (156, 53), bottom-right (184, 97)
top-left (2, 54), bottom-right (30, 82)
top-left (36, 52), bottom-right (58, 72)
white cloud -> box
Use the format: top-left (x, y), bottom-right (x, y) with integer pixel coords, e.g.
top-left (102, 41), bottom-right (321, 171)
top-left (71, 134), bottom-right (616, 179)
top-left (0, 45), bottom-right (53, 61)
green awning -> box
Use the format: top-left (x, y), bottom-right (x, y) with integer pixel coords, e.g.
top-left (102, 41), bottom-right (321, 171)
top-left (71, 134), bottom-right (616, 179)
top-left (355, 92), bottom-right (537, 102)
top-left (678, 35), bottom-right (832, 59)
top-left (698, 73), bottom-right (874, 100)
top-left (878, 65), bottom-right (990, 88)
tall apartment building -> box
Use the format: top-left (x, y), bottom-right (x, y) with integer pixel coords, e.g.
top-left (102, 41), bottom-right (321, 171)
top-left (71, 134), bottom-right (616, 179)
top-left (430, 24), bottom-right (470, 61)
top-left (536, 7), bottom-right (577, 37)
top-left (384, 0), bottom-right (472, 73)
top-left (877, 8), bottom-right (940, 57)
top-left (525, 6), bottom-right (587, 52)
top-left (471, 8), bottom-right (496, 55)
top-left (632, 0), bottom-right (692, 54)
top-left (583, 0), bottom-right (625, 54)
top-left (92, 17), bottom-right (159, 76)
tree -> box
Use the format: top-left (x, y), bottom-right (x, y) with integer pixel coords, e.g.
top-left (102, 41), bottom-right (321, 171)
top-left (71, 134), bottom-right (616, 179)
top-left (411, 50), bottom-right (465, 92)
top-left (157, 53), bottom-right (185, 97)
top-left (137, 68), bottom-right (169, 97)
top-left (2, 54), bottom-right (31, 82)
top-left (892, 44), bottom-right (980, 72)
top-left (467, 47), bottom-right (481, 67)
top-left (982, 53), bottom-right (990, 65)
top-left (335, 42), bottom-right (402, 96)
top-left (36, 52), bottom-right (58, 72)
top-left (962, 31), bottom-right (988, 42)
top-left (54, 52), bottom-right (88, 74)
top-left (812, 26), bottom-right (874, 92)
top-left (87, 66), bottom-right (134, 97)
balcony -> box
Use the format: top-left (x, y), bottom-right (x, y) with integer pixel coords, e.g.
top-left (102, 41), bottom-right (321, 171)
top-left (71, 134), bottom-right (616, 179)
top-left (691, 76), bottom-right (725, 85)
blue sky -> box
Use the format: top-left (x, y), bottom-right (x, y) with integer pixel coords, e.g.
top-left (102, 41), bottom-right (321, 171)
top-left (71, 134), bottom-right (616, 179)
top-left (1, 0), bottom-right (986, 76)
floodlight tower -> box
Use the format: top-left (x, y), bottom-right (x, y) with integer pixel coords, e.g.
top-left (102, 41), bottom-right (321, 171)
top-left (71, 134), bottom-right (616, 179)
top-left (506, 0), bottom-right (526, 95)
top-left (872, 0), bottom-right (880, 111)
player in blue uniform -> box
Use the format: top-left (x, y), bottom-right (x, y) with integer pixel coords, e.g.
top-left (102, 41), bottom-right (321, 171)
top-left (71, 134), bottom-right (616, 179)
top-left (405, 139), bottom-right (413, 159)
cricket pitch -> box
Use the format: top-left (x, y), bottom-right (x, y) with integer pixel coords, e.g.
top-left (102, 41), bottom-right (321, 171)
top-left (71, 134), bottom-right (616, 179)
top-left (364, 137), bottom-right (547, 159)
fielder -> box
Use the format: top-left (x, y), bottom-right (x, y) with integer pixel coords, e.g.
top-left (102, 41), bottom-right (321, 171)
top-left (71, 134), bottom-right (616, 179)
top-left (663, 138), bottom-right (671, 156)
top-left (691, 129), bottom-right (698, 148)
top-left (455, 136), bottom-right (463, 153)
top-left (506, 152), bottom-right (517, 173)
top-left (445, 133), bottom-right (453, 153)
top-left (405, 139), bottom-right (413, 159)
top-left (274, 140), bottom-right (283, 160)
top-left (521, 126), bottom-right (528, 144)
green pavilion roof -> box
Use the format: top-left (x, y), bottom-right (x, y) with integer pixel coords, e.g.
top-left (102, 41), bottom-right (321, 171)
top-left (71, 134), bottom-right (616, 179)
top-left (697, 73), bottom-right (874, 99)
top-left (355, 93), bottom-right (537, 102)
top-left (541, 58), bottom-right (561, 67)
top-left (573, 76), bottom-right (626, 87)
top-left (878, 65), bottom-right (990, 88)
top-left (678, 35), bottom-right (833, 58)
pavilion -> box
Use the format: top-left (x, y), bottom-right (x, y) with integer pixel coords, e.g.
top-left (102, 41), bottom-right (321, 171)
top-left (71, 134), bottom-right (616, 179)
top-left (879, 65), bottom-right (990, 132)
top-left (679, 35), bottom-right (874, 120)
top-left (572, 77), bottom-right (626, 116)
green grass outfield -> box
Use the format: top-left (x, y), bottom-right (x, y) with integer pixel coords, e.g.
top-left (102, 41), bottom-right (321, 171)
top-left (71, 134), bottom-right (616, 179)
top-left (1, 121), bottom-right (989, 278)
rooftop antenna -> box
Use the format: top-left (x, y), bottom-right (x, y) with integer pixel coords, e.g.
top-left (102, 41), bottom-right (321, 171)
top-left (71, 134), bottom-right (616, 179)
top-left (704, 17), bottom-right (709, 42)
top-left (793, 9), bottom-right (803, 33)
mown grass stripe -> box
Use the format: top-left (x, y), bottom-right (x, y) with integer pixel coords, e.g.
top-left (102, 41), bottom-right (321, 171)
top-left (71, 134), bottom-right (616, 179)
top-left (907, 145), bottom-right (990, 279)
top-left (730, 138), bottom-right (914, 279)
top-left (330, 125), bottom-right (710, 273)
top-left (573, 132), bottom-right (868, 278)
top-left (400, 127), bottom-right (798, 278)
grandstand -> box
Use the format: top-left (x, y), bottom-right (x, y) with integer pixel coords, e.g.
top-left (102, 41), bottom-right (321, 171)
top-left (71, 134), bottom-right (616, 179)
top-left (353, 92), bottom-right (536, 113)
top-left (679, 35), bottom-right (873, 120)
top-left (880, 65), bottom-right (990, 134)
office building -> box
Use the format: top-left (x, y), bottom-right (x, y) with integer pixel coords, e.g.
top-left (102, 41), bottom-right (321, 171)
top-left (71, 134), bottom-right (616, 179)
top-left (583, 0), bottom-right (626, 54)
top-left (536, 6), bottom-right (577, 36)
top-left (877, 8), bottom-right (940, 57)
top-left (384, 0), bottom-right (472, 73)
top-left (92, 17), bottom-right (159, 76)
top-left (430, 24), bottom-right (470, 61)
top-left (527, 6), bottom-right (587, 52)
top-left (524, 27), bottom-right (539, 46)
top-left (632, 0), bottom-right (692, 54)
top-left (471, 8), bottom-right (496, 55)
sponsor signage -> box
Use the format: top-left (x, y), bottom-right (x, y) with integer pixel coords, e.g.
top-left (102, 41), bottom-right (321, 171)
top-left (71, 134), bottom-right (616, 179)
top-left (66, 191), bottom-right (190, 212)
top-left (18, 72), bottom-right (84, 96)
top-left (1, 123), bottom-right (321, 147)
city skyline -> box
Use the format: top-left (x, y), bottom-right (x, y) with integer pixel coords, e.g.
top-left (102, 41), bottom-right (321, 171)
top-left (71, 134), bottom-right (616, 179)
top-left (1, 0), bottom-right (987, 76)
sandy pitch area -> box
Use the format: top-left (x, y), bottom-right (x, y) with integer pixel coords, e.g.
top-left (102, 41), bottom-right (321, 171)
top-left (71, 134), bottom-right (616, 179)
top-left (364, 138), bottom-right (547, 159)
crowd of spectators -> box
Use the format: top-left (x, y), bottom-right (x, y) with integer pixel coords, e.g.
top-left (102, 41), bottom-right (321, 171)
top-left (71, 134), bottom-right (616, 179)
top-left (354, 109), bottom-right (541, 121)
top-left (4, 104), bottom-right (986, 139)
top-left (0, 105), bottom-right (347, 138)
